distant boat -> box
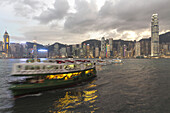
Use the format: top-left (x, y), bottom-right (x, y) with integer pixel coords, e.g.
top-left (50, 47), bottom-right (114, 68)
top-left (112, 58), bottom-right (123, 64)
top-left (96, 59), bottom-right (107, 66)
top-left (136, 56), bottom-right (144, 59)
top-left (9, 59), bottom-right (97, 97)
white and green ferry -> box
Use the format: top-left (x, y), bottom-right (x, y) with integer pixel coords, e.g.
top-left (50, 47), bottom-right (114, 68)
top-left (9, 60), bottom-right (96, 97)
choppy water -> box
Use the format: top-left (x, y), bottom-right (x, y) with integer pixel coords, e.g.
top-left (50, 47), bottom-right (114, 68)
top-left (0, 59), bottom-right (170, 113)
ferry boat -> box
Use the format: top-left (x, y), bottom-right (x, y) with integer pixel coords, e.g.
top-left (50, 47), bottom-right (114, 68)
top-left (9, 60), bottom-right (96, 97)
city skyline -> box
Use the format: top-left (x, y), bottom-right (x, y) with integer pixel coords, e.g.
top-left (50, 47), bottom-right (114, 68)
top-left (0, 0), bottom-right (170, 45)
top-left (1, 29), bottom-right (170, 58)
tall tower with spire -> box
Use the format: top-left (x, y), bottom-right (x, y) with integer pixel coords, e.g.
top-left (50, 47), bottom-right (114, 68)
top-left (3, 31), bottom-right (10, 54)
top-left (151, 14), bottom-right (159, 56)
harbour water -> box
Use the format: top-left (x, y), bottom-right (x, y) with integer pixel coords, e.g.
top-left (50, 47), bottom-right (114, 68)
top-left (0, 59), bottom-right (170, 113)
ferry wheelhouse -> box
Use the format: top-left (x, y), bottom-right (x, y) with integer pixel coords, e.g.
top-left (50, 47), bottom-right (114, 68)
top-left (9, 60), bottom-right (96, 97)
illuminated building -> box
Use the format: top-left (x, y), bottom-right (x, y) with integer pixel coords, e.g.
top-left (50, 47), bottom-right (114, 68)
top-left (38, 49), bottom-right (48, 58)
top-left (3, 31), bottom-right (10, 54)
top-left (109, 38), bottom-right (113, 56)
top-left (21, 43), bottom-right (28, 58)
top-left (101, 37), bottom-right (106, 58)
top-left (0, 41), bottom-right (4, 58)
top-left (123, 44), bottom-right (127, 57)
top-left (72, 45), bottom-right (76, 57)
top-left (83, 43), bottom-right (87, 57)
top-left (151, 14), bottom-right (159, 56)
top-left (135, 42), bottom-right (141, 57)
top-left (79, 48), bottom-right (84, 58)
top-left (95, 47), bottom-right (99, 58)
top-left (0, 41), bottom-right (3, 51)
top-left (106, 44), bottom-right (110, 58)
top-left (60, 47), bottom-right (67, 58)
top-left (139, 38), bottom-right (151, 56)
top-left (33, 43), bottom-right (37, 60)
top-left (66, 46), bottom-right (71, 56)
top-left (117, 40), bottom-right (123, 57)
top-left (87, 44), bottom-right (90, 57)
top-left (54, 44), bottom-right (59, 57)
top-left (10, 43), bottom-right (23, 58)
top-left (89, 49), bottom-right (94, 58)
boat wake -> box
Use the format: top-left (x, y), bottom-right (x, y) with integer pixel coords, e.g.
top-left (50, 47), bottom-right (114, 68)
top-left (15, 93), bottom-right (42, 99)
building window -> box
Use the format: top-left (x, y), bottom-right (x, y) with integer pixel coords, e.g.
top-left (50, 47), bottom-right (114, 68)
top-left (6, 38), bottom-right (8, 43)
top-left (7, 44), bottom-right (8, 50)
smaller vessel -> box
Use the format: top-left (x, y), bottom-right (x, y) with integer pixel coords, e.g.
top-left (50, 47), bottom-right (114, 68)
top-left (112, 58), bottom-right (123, 64)
top-left (96, 59), bottom-right (107, 66)
top-left (136, 56), bottom-right (144, 59)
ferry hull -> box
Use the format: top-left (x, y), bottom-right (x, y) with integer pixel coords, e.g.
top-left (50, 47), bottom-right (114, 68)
top-left (9, 68), bottom-right (96, 97)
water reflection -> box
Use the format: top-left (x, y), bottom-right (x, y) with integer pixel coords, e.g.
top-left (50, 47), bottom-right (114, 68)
top-left (49, 83), bottom-right (98, 113)
top-left (96, 65), bottom-right (103, 71)
top-left (13, 80), bottom-right (98, 113)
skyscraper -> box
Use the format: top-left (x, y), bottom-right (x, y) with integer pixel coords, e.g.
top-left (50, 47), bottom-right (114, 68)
top-left (66, 46), bottom-right (71, 56)
top-left (95, 47), bottom-right (99, 58)
top-left (151, 14), bottom-right (159, 56)
top-left (106, 44), bottom-right (110, 58)
top-left (109, 38), bottom-right (113, 56)
top-left (135, 42), bottom-right (141, 57)
top-left (0, 41), bottom-right (3, 51)
top-left (3, 31), bottom-right (10, 54)
top-left (101, 37), bottom-right (106, 58)
top-left (54, 43), bottom-right (59, 57)
top-left (72, 45), bottom-right (76, 56)
top-left (60, 47), bottom-right (67, 58)
top-left (87, 44), bottom-right (90, 58)
top-left (83, 43), bottom-right (87, 57)
top-left (33, 43), bottom-right (37, 60)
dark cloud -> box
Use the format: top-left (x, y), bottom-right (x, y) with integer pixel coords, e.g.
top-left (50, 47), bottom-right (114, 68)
top-left (64, 0), bottom-right (98, 33)
top-left (23, 0), bottom-right (170, 42)
top-left (0, 0), bottom-right (44, 17)
top-left (34, 0), bottom-right (69, 24)
top-left (64, 0), bottom-right (170, 35)
top-left (2, 0), bottom-right (170, 34)
top-left (1, 0), bottom-right (170, 44)
top-left (99, 0), bottom-right (170, 32)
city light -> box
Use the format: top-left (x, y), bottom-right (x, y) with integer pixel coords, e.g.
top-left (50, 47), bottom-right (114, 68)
top-left (38, 49), bottom-right (48, 52)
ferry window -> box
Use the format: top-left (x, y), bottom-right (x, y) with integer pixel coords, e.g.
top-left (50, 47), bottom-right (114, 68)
top-left (46, 65), bottom-right (51, 69)
top-left (87, 63), bottom-right (92, 66)
top-left (17, 65), bottom-right (22, 71)
top-left (25, 66), bottom-right (28, 70)
top-left (30, 66), bottom-right (34, 70)
top-left (46, 65), bottom-right (55, 69)
top-left (64, 65), bottom-right (68, 69)
top-left (64, 65), bottom-right (67, 69)
top-left (25, 65), bottom-right (34, 70)
top-left (50, 66), bottom-right (56, 70)
top-left (55, 66), bottom-right (58, 69)
top-left (76, 65), bottom-right (80, 69)
top-left (43, 66), bottom-right (45, 69)
top-left (60, 65), bottom-right (62, 69)
top-left (52, 66), bottom-right (57, 69)
top-left (35, 65), bottom-right (40, 70)
top-left (69, 65), bottom-right (75, 69)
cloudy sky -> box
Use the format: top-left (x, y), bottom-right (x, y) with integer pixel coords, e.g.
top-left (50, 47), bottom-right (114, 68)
top-left (0, 0), bottom-right (170, 45)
